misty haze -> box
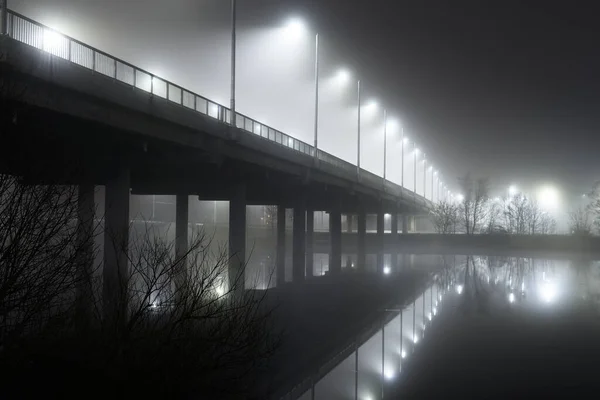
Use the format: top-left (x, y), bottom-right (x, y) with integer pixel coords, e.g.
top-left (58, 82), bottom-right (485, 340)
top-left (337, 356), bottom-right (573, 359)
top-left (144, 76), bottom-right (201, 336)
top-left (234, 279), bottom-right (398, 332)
top-left (1, 0), bottom-right (600, 399)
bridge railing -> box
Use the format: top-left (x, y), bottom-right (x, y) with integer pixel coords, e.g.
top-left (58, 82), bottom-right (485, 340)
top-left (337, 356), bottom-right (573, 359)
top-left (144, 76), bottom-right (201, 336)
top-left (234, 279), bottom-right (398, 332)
top-left (5, 9), bottom-right (432, 208)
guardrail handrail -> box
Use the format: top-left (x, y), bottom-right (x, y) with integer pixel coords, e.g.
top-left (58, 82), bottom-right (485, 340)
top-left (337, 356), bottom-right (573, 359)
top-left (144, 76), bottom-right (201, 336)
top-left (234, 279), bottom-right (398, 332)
top-left (4, 9), bottom-right (432, 208)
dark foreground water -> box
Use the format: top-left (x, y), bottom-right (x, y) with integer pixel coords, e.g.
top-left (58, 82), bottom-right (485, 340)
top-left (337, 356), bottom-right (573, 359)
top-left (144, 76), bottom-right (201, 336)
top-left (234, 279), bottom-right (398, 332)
top-left (296, 256), bottom-right (600, 399)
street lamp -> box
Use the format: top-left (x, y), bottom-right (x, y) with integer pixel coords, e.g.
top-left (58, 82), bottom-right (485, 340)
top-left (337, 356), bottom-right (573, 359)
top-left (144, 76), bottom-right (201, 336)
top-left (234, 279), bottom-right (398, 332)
top-left (230, 0), bottom-right (237, 126)
top-left (401, 131), bottom-right (407, 188)
top-left (413, 146), bottom-right (419, 194)
top-left (357, 80), bottom-right (361, 176)
top-left (423, 156), bottom-right (427, 199)
top-left (383, 109), bottom-right (387, 181)
top-left (313, 33), bottom-right (319, 158)
top-left (431, 168), bottom-right (435, 202)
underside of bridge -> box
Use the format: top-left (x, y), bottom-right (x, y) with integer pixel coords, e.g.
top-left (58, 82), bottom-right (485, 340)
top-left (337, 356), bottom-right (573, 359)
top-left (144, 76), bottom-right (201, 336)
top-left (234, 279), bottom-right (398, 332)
top-left (0, 36), bottom-right (430, 322)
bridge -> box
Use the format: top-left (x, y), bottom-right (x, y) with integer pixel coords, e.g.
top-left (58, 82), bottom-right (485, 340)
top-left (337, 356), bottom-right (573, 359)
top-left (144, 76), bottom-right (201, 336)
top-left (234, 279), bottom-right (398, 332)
top-left (0, 10), bottom-right (440, 301)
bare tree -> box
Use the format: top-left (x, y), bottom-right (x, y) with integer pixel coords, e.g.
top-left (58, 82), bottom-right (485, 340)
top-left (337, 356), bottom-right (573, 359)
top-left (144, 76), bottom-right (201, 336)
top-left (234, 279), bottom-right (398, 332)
top-left (0, 179), bottom-right (279, 397)
top-left (569, 206), bottom-right (592, 236)
top-left (0, 174), bottom-right (98, 352)
top-left (458, 173), bottom-right (490, 234)
top-left (584, 181), bottom-right (600, 234)
top-left (431, 200), bottom-right (458, 234)
top-left (503, 193), bottom-right (529, 234)
top-left (501, 193), bottom-right (556, 235)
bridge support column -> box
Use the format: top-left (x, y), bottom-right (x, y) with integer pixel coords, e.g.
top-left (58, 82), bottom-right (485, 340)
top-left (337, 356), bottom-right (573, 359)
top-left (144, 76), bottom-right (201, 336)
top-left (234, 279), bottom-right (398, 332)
top-left (292, 199), bottom-right (306, 282)
top-left (330, 209), bottom-right (342, 275)
top-left (229, 183), bottom-right (246, 294)
top-left (306, 209), bottom-right (314, 278)
top-left (175, 194), bottom-right (189, 290)
top-left (377, 210), bottom-right (384, 274)
top-left (402, 214), bottom-right (409, 234)
top-left (276, 205), bottom-right (286, 287)
top-left (103, 167), bottom-right (130, 325)
top-left (390, 211), bottom-right (398, 271)
top-left (76, 184), bottom-right (95, 325)
top-left (357, 210), bottom-right (366, 272)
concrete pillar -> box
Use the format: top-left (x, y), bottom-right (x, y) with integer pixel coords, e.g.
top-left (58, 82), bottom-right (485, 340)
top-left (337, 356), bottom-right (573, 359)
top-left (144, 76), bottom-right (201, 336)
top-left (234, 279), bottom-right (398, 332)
top-left (76, 184), bottom-right (95, 324)
top-left (402, 214), bottom-right (409, 234)
top-left (229, 183), bottom-right (246, 294)
top-left (175, 194), bottom-right (189, 289)
top-left (357, 210), bottom-right (366, 271)
top-left (103, 167), bottom-right (130, 324)
top-left (346, 214), bottom-right (353, 233)
top-left (377, 210), bottom-right (384, 274)
top-left (306, 209), bottom-right (314, 278)
top-left (390, 212), bottom-right (398, 272)
top-left (292, 200), bottom-right (306, 282)
top-left (330, 209), bottom-right (342, 275)
top-left (276, 205), bottom-right (286, 287)
top-left (391, 212), bottom-right (398, 236)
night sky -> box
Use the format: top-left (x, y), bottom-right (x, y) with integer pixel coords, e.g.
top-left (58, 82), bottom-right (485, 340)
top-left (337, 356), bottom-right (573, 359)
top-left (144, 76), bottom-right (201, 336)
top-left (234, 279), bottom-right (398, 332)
top-left (12, 0), bottom-right (600, 199)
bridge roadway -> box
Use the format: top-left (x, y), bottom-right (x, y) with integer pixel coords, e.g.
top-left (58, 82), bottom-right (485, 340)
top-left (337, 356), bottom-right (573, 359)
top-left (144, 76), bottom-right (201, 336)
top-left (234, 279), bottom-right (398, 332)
top-left (0, 10), bottom-right (432, 312)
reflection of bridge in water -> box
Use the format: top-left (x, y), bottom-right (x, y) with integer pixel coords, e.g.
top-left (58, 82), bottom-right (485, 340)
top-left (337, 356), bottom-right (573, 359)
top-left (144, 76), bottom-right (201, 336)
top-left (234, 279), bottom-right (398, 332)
top-left (287, 255), bottom-right (600, 399)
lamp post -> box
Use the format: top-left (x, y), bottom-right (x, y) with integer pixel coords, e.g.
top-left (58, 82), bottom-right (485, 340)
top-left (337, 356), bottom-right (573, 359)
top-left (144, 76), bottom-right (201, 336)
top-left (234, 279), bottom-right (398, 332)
top-left (413, 145), bottom-right (418, 194)
top-left (1, 0), bottom-right (7, 36)
top-left (313, 33), bottom-right (319, 158)
top-left (229, 0), bottom-right (237, 126)
top-left (357, 80), bottom-right (361, 177)
top-left (401, 126), bottom-right (405, 188)
top-left (383, 109), bottom-right (387, 181)
top-left (423, 156), bottom-right (427, 199)
top-left (431, 169), bottom-right (435, 202)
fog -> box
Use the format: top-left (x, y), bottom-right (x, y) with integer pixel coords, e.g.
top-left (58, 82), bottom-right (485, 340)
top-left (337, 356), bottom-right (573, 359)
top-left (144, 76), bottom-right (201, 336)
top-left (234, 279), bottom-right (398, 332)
top-left (11, 0), bottom-right (442, 193)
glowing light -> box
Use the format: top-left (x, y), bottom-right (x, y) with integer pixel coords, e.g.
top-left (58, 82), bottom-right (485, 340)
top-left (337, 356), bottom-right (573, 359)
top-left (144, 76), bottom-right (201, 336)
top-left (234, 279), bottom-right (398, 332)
top-left (401, 350), bottom-right (407, 358)
top-left (43, 29), bottom-right (66, 56)
top-left (493, 197), bottom-right (500, 202)
top-left (283, 18), bottom-right (306, 40)
top-left (383, 266), bottom-right (391, 275)
top-left (456, 194), bottom-right (465, 202)
top-left (539, 281), bottom-right (557, 303)
top-left (413, 335), bottom-right (419, 344)
top-left (215, 284), bottom-right (225, 296)
top-left (209, 103), bottom-right (220, 117)
top-left (433, 307), bottom-right (437, 315)
top-left (335, 69), bottom-right (351, 85)
top-left (456, 284), bottom-right (464, 295)
top-left (537, 185), bottom-right (560, 211)
top-left (434, 170), bottom-right (438, 175)
top-left (508, 292), bottom-right (515, 303)
top-left (508, 185), bottom-right (518, 196)
top-left (402, 137), bottom-right (409, 144)
top-left (414, 148), bottom-right (420, 155)
top-left (151, 302), bottom-right (158, 309)
top-left (428, 312), bottom-right (432, 321)
top-left (384, 369), bottom-right (396, 381)
top-left (365, 99), bottom-right (378, 110)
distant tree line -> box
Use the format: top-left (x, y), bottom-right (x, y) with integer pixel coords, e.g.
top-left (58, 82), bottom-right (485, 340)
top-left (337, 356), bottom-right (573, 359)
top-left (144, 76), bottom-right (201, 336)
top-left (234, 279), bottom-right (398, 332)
top-left (431, 173), bottom-right (556, 235)
top-left (568, 181), bottom-right (600, 236)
